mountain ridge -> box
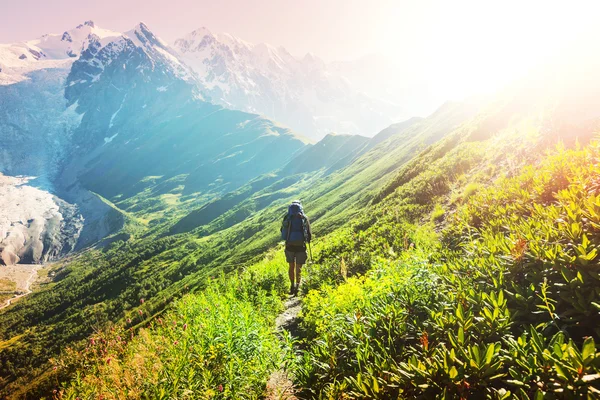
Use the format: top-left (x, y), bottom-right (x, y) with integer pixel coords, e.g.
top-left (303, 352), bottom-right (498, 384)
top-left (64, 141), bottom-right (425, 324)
top-left (172, 25), bottom-right (405, 140)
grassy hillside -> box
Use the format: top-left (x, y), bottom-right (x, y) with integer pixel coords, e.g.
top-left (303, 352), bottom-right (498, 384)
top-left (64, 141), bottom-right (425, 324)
top-left (51, 120), bottom-right (600, 399)
top-left (0, 102), bottom-right (469, 396)
top-left (2, 63), bottom-right (600, 397)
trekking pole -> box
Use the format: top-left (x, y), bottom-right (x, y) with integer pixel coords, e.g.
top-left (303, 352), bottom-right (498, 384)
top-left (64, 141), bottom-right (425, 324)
top-left (308, 241), bottom-right (313, 262)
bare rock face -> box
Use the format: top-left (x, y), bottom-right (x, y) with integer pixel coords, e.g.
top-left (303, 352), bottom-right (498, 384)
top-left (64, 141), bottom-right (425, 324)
top-left (0, 174), bottom-right (82, 266)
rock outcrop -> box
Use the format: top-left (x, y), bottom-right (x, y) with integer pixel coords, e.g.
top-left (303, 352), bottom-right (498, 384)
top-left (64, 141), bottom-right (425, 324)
top-left (0, 174), bottom-right (82, 265)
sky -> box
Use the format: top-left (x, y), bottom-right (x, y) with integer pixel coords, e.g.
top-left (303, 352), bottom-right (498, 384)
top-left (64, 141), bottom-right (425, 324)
top-left (1, 0), bottom-right (599, 109)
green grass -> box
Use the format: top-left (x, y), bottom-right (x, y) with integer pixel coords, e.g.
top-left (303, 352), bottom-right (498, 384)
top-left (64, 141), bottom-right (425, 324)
top-left (290, 139), bottom-right (600, 399)
top-left (52, 136), bottom-right (600, 399)
top-left (431, 203), bottom-right (445, 223)
top-left (54, 251), bottom-right (289, 399)
top-left (2, 86), bottom-right (600, 397)
top-left (0, 279), bottom-right (16, 292)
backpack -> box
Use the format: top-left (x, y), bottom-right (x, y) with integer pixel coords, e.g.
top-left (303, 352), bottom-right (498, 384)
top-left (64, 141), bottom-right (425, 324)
top-left (281, 201), bottom-right (307, 244)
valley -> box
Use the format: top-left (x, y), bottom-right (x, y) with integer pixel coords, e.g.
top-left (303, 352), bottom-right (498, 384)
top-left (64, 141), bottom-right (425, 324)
top-left (0, 264), bottom-right (40, 310)
top-left (0, 12), bottom-right (600, 400)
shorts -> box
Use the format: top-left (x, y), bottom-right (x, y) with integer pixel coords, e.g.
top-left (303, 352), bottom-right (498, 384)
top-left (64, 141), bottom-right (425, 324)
top-left (285, 249), bottom-right (307, 264)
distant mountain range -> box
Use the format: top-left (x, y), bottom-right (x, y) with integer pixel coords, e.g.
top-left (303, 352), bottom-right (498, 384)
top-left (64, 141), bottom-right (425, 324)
top-left (0, 21), bottom-right (313, 264)
top-left (0, 21), bottom-right (414, 265)
top-left (172, 27), bottom-right (405, 140)
top-left (0, 21), bottom-right (409, 141)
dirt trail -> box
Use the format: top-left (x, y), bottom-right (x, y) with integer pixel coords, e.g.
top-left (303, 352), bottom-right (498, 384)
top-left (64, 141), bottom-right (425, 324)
top-left (266, 294), bottom-right (302, 400)
top-left (0, 265), bottom-right (39, 310)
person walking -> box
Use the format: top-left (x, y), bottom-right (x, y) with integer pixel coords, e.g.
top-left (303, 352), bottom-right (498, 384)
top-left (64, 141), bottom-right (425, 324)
top-left (281, 200), bottom-right (312, 295)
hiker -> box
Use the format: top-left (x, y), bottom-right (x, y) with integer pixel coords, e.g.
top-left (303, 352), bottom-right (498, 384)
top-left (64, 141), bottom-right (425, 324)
top-left (281, 200), bottom-right (312, 295)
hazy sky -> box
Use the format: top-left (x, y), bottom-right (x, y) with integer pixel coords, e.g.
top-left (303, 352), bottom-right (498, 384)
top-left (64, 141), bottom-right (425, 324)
top-left (1, 0), bottom-right (599, 103)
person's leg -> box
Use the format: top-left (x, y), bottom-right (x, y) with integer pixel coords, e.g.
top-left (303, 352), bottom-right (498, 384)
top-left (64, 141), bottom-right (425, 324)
top-left (285, 250), bottom-right (296, 294)
top-left (295, 263), bottom-right (303, 285)
top-left (288, 262), bottom-right (296, 285)
top-left (296, 250), bottom-right (307, 287)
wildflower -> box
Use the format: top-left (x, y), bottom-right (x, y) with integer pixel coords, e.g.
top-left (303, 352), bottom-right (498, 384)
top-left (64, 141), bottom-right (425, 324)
top-left (183, 323), bottom-right (188, 331)
top-left (127, 318), bottom-right (132, 324)
top-left (90, 338), bottom-right (96, 345)
top-left (218, 384), bottom-right (223, 392)
top-left (138, 309), bottom-right (143, 315)
top-left (158, 318), bottom-right (163, 324)
top-left (140, 298), bottom-right (145, 304)
top-left (174, 340), bottom-right (179, 345)
top-left (53, 366), bottom-right (57, 371)
top-left (420, 331), bottom-right (429, 351)
top-left (106, 357), bottom-right (112, 364)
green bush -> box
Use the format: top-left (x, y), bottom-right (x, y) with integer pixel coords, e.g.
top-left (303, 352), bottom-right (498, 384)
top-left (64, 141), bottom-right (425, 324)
top-left (54, 252), bottom-right (289, 399)
top-left (293, 141), bottom-right (600, 398)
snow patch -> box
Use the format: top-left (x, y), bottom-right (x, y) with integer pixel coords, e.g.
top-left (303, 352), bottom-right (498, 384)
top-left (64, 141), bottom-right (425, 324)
top-left (103, 132), bottom-right (119, 144)
top-left (109, 95), bottom-right (126, 128)
top-left (236, 119), bottom-right (252, 129)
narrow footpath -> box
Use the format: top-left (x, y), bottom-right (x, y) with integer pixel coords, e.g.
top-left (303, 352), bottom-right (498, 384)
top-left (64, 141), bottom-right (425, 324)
top-left (266, 294), bottom-right (303, 399)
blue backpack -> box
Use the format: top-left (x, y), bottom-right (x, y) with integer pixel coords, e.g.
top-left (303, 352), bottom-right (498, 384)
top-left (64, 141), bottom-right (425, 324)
top-left (281, 201), bottom-right (307, 244)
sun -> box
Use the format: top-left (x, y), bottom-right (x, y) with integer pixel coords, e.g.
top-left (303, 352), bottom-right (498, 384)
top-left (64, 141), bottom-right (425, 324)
top-left (374, 0), bottom-right (600, 100)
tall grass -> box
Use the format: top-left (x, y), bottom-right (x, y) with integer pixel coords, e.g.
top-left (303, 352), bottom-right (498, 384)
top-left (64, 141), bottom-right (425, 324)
top-left (54, 252), bottom-right (289, 399)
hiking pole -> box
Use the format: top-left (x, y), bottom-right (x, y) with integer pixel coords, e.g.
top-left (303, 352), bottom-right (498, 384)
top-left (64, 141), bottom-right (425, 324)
top-left (308, 241), bottom-right (313, 263)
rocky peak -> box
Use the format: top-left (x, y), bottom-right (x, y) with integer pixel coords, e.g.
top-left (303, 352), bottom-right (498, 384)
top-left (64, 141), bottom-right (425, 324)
top-left (76, 20), bottom-right (96, 29)
top-left (61, 31), bottom-right (73, 42)
top-left (127, 22), bottom-right (168, 51)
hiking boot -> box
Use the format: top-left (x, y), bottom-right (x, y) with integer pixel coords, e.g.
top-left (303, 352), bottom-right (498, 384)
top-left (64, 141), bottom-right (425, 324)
top-left (289, 283), bottom-right (295, 295)
top-left (294, 281), bottom-right (301, 295)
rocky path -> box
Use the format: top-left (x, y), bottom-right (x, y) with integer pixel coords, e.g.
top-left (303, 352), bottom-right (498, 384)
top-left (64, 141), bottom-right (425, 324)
top-left (0, 265), bottom-right (39, 310)
top-left (266, 294), bottom-right (302, 400)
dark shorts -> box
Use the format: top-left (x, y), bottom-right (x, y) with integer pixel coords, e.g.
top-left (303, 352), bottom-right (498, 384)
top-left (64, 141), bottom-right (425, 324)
top-left (285, 249), bottom-right (307, 264)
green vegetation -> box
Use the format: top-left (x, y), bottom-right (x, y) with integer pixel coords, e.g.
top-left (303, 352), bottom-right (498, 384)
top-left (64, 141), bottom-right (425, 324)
top-left (45, 136), bottom-right (600, 399)
top-left (0, 278), bottom-right (16, 292)
top-left (53, 252), bottom-right (289, 399)
top-left (2, 85), bottom-right (600, 398)
top-left (294, 141), bottom-right (600, 398)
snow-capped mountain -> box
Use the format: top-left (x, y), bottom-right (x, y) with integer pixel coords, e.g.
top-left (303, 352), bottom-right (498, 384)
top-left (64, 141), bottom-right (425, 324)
top-left (0, 21), bottom-right (310, 262)
top-left (173, 27), bottom-right (404, 140)
top-left (0, 21), bottom-right (120, 85)
top-left (0, 21), bottom-right (193, 183)
top-left (0, 21), bottom-right (191, 87)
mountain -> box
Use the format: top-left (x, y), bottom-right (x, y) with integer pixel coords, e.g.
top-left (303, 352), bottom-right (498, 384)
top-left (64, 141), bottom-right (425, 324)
top-left (329, 54), bottom-right (438, 119)
top-left (3, 18), bottom-right (600, 400)
top-left (0, 21), bottom-right (312, 265)
top-left (3, 44), bottom-right (600, 395)
top-left (41, 41), bottom-right (600, 398)
top-left (173, 27), bottom-right (404, 140)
